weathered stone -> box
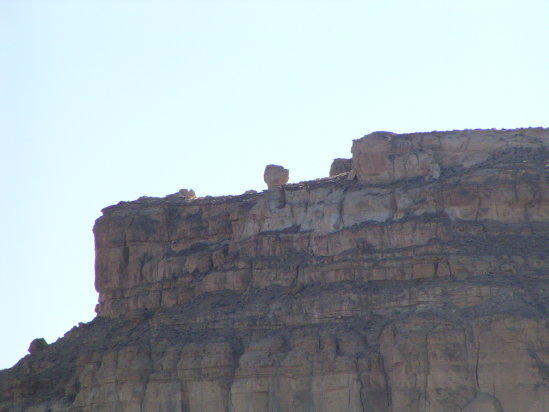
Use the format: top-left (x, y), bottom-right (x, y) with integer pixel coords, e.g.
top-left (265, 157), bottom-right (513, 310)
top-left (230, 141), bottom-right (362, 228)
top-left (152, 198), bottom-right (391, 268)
top-left (177, 188), bottom-right (196, 199)
top-left (462, 394), bottom-right (503, 412)
top-left (329, 158), bottom-right (351, 176)
top-left (28, 338), bottom-right (48, 354)
top-left (263, 164), bottom-right (289, 189)
top-left (3, 127), bottom-right (549, 412)
top-left (351, 128), bottom-right (549, 183)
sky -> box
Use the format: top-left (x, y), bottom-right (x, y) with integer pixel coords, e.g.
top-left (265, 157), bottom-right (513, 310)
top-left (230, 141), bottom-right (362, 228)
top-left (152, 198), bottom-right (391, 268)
top-left (0, 0), bottom-right (547, 369)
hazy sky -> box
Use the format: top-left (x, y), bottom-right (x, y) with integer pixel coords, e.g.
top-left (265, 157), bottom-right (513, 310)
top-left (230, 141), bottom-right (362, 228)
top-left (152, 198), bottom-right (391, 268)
top-left (1, 0), bottom-right (547, 369)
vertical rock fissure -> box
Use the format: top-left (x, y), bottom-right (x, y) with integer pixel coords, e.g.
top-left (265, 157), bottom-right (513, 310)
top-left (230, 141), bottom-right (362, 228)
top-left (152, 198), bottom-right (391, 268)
top-left (139, 342), bottom-right (152, 412)
top-left (423, 331), bottom-right (431, 412)
top-left (354, 356), bottom-right (366, 412)
top-left (463, 327), bottom-right (475, 398)
top-left (338, 196), bottom-right (345, 230)
top-left (390, 190), bottom-right (398, 219)
top-left (475, 338), bottom-right (481, 391)
top-left (379, 349), bottom-right (392, 412)
top-left (227, 338), bottom-right (243, 412)
top-left (474, 196), bottom-right (482, 221)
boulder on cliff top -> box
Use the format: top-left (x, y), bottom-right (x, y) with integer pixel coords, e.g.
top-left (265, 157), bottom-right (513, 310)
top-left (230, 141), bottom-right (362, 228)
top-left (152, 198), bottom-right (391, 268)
top-left (28, 338), bottom-right (48, 354)
top-left (264, 164), bottom-right (289, 189)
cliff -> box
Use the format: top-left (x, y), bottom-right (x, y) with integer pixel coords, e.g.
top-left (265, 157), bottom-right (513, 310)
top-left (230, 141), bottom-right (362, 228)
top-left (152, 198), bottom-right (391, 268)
top-left (2, 128), bottom-right (549, 412)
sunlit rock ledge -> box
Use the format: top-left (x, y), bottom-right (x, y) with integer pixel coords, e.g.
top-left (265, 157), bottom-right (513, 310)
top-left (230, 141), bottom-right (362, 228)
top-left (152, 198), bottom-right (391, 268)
top-left (3, 127), bottom-right (549, 412)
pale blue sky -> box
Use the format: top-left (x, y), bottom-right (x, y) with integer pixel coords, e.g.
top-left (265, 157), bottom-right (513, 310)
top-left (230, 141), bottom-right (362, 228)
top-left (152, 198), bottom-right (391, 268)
top-left (1, 0), bottom-right (547, 369)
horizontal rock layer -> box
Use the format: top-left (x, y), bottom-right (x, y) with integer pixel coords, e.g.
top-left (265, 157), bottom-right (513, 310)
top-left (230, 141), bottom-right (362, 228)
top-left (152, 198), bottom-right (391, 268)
top-left (351, 127), bottom-right (549, 183)
top-left (94, 131), bottom-right (549, 318)
top-left (2, 128), bottom-right (549, 412)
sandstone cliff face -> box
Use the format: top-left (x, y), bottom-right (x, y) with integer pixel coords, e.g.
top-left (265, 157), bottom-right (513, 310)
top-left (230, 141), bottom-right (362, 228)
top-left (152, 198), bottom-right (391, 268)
top-left (2, 128), bottom-right (549, 412)
top-left (351, 128), bottom-right (549, 183)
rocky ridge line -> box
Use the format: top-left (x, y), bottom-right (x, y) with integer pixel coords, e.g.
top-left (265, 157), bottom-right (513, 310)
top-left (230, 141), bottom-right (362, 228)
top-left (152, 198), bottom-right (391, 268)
top-left (2, 127), bottom-right (549, 412)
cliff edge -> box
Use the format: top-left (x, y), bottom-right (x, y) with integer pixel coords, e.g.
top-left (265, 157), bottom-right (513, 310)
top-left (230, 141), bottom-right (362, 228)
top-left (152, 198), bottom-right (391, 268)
top-left (2, 128), bottom-right (549, 412)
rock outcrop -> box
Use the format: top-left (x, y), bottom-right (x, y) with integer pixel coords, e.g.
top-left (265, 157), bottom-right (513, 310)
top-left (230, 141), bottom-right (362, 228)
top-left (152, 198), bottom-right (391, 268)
top-left (264, 164), bottom-right (289, 189)
top-left (2, 128), bottom-right (549, 412)
top-left (351, 128), bottom-right (549, 183)
top-left (329, 158), bottom-right (352, 177)
top-left (27, 339), bottom-right (48, 355)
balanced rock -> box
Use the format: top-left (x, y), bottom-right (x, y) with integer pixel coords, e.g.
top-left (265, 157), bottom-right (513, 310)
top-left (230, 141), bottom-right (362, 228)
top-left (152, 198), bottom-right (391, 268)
top-left (263, 164), bottom-right (289, 189)
top-left (28, 338), bottom-right (48, 354)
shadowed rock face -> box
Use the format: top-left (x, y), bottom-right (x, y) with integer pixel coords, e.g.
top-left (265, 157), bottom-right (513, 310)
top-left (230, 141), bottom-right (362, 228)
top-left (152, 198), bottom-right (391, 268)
top-left (2, 128), bottom-right (549, 412)
top-left (27, 339), bottom-right (48, 355)
top-left (330, 158), bottom-right (352, 177)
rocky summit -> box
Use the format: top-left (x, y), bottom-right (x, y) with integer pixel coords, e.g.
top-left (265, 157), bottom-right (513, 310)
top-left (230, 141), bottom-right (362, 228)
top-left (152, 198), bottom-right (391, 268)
top-left (2, 127), bottom-right (549, 412)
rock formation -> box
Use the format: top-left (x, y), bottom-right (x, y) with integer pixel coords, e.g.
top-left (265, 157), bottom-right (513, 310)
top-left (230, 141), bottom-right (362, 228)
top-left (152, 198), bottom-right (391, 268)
top-left (329, 158), bottom-right (352, 177)
top-left (176, 188), bottom-right (196, 199)
top-left (264, 164), bottom-right (289, 189)
top-left (2, 128), bottom-right (549, 412)
top-left (27, 339), bottom-right (48, 355)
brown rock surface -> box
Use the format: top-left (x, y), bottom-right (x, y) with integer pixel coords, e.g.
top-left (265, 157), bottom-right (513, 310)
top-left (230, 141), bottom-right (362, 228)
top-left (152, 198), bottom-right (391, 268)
top-left (2, 128), bottom-right (549, 412)
top-left (351, 128), bottom-right (549, 183)
top-left (264, 164), bottom-right (289, 189)
top-left (330, 158), bottom-right (352, 177)
top-left (27, 339), bottom-right (48, 355)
